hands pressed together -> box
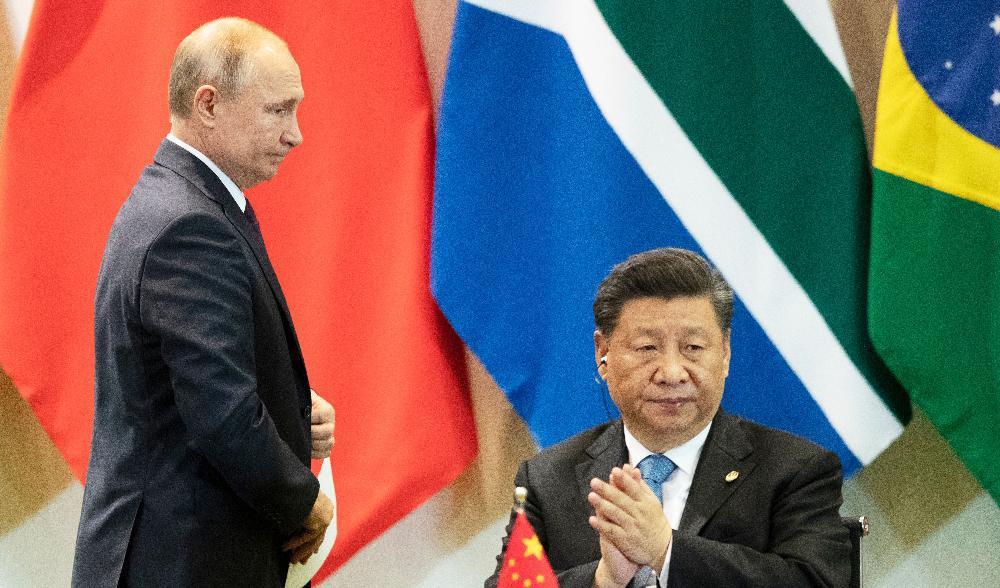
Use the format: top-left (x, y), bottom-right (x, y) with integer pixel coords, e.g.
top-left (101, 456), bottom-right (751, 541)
top-left (589, 464), bottom-right (672, 588)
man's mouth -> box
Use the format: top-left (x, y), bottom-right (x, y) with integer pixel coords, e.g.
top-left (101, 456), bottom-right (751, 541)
top-left (647, 396), bottom-right (695, 407)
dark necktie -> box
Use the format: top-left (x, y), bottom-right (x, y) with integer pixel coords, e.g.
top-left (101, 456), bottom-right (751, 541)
top-left (242, 201), bottom-right (272, 258)
top-left (244, 200), bottom-right (261, 234)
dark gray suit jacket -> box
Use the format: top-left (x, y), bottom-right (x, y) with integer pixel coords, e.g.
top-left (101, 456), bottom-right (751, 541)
top-left (72, 140), bottom-right (319, 587)
top-left (487, 411), bottom-right (850, 587)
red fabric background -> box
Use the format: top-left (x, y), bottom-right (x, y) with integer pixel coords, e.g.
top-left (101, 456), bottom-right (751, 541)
top-left (0, 0), bottom-right (476, 576)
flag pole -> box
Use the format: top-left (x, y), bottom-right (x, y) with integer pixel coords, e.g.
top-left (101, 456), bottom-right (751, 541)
top-left (513, 486), bottom-right (527, 514)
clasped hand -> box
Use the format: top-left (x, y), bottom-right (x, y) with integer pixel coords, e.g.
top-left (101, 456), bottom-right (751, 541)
top-left (283, 490), bottom-right (334, 564)
top-left (588, 464), bottom-right (672, 588)
top-left (310, 390), bottom-right (335, 459)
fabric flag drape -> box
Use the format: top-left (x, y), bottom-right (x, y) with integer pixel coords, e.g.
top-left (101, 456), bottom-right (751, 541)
top-left (869, 2), bottom-right (999, 503)
top-left (431, 0), bottom-right (909, 474)
top-left (0, 0), bottom-right (476, 577)
top-left (497, 509), bottom-right (559, 588)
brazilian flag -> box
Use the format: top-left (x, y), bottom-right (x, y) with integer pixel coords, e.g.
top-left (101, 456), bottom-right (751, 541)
top-left (870, 1), bottom-right (1000, 503)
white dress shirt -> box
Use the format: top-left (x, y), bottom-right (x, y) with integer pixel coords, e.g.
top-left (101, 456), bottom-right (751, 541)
top-left (624, 420), bottom-right (712, 587)
top-left (166, 134), bottom-right (247, 212)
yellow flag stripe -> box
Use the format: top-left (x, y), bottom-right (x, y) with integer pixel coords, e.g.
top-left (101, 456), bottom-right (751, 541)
top-left (873, 12), bottom-right (1000, 212)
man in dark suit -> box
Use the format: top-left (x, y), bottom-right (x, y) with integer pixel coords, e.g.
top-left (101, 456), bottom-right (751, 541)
top-left (73, 18), bottom-right (334, 587)
top-left (487, 248), bottom-right (849, 587)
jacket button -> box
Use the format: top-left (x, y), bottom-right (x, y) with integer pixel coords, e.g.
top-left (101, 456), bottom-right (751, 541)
top-left (302, 406), bottom-right (311, 419)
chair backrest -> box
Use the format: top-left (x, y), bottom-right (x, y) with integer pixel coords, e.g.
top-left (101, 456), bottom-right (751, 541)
top-left (841, 516), bottom-right (870, 588)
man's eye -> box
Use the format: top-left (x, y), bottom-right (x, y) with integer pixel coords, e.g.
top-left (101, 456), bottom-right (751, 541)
top-left (637, 344), bottom-right (656, 352)
top-left (685, 344), bottom-right (704, 352)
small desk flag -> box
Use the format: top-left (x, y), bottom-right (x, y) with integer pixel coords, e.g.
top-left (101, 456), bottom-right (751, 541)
top-left (498, 511), bottom-right (558, 588)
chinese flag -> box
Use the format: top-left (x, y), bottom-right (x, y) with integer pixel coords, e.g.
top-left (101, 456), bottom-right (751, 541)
top-left (498, 511), bottom-right (559, 588)
top-left (0, 0), bottom-right (475, 578)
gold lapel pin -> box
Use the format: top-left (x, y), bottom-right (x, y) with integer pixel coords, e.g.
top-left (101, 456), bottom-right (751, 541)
top-left (725, 470), bottom-right (739, 483)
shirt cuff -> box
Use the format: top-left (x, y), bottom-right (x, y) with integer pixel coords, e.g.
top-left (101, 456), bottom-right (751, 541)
top-left (657, 539), bottom-right (673, 586)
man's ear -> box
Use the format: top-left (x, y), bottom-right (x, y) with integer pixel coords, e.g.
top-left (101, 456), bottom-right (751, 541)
top-left (192, 85), bottom-right (220, 127)
top-left (594, 330), bottom-right (609, 376)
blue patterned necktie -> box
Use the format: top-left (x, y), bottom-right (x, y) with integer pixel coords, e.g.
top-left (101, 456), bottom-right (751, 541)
top-left (638, 454), bottom-right (676, 503)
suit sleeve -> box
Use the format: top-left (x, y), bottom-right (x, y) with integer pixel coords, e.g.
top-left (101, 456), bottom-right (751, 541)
top-left (668, 449), bottom-right (850, 587)
top-left (139, 212), bottom-right (318, 536)
top-left (485, 461), bottom-right (601, 588)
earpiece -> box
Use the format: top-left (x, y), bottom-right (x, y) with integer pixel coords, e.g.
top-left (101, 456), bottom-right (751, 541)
top-left (599, 355), bottom-right (607, 365)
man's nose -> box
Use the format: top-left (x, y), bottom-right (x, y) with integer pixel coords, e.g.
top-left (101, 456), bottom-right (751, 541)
top-left (283, 116), bottom-right (303, 147)
top-left (652, 348), bottom-right (688, 385)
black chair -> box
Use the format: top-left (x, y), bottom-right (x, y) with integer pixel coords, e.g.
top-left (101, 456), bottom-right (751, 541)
top-left (842, 516), bottom-right (870, 588)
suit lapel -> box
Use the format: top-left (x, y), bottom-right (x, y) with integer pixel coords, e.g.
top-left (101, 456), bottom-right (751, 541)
top-left (240, 211), bottom-right (294, 338)
top-left (678, 410), bottom-right (757, 534)
top-left (576, 420), bottom-right (629, 500)
top-left (152, 140), bottom-right (309, 390)
top-left (234, 207), bottom-right (309, 391)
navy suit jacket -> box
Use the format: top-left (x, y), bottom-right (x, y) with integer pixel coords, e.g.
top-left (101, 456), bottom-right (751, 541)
top-left (487, 411), bottom-right (851, 587)
top-left (73, 140), bottom-right (318, 587)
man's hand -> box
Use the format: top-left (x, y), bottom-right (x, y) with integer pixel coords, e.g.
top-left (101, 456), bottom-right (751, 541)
top-left (589, 465), bottom-right (672, 573)
top-left (283, 490), bottom-right (334, 565)
top-left (310, 390), bottom-right (335, 459)
top-left (592, 530), bottom-right (640, 588)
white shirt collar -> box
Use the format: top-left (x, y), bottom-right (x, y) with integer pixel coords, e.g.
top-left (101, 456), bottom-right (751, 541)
top-left (166, 134), bottom-right (247, 213)
top-left (623, 418), bottom-right (713, 477)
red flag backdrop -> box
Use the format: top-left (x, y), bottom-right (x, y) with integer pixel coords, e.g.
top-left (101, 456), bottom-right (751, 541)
top-left (0, 0), bottom-right (476, 576)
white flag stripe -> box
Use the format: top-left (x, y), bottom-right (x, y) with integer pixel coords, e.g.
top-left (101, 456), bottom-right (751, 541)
top-left (782, 0), bottom-right (854, 87)
top-left (464, 0), bottom-right (562, 34)
top-left (460, 0), bottom-right (902, 463)
top-left (467, 0), bottom-right (854, 88)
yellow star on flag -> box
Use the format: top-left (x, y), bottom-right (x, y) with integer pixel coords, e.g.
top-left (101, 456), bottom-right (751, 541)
top-left (522, 533), bottom-right (544, 560)
top-left (498, 512), bottom-right (557, 587)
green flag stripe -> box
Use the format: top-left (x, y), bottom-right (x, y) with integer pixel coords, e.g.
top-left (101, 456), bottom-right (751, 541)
top-left (596, 0), bottom-right (909, 420)
top-left (869, 169), bottom-right (1000, 502)
top-left (458, 0), bottom-right (904, 461)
